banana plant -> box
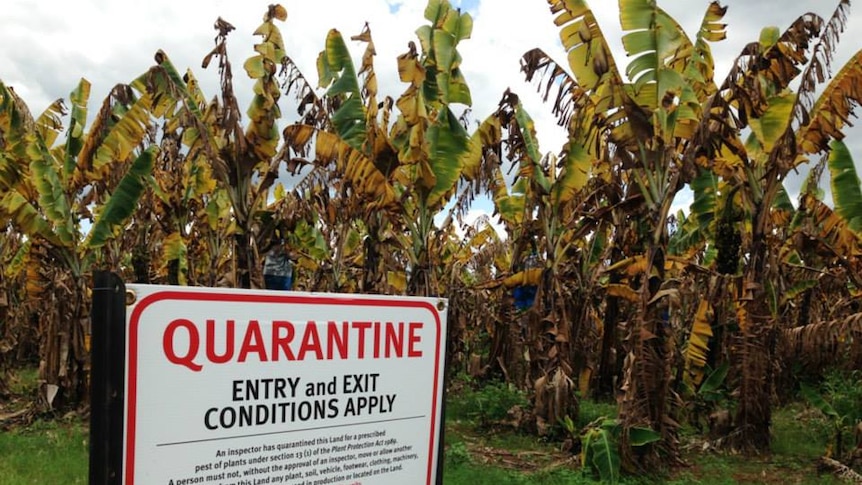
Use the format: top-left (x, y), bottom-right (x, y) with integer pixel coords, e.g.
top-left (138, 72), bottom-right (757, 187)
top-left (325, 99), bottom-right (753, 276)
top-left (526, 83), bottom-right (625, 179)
top-left (135, 5), bottom-right (299, 289)
top-left (566, 0), bottom-right (727, 468)
top-left (390, 0), bottom-right (475, 296)
top-left (0, 79), bottom-right (156, 408)
top-left (705, 0), bottom-right (862, 450)
top-left (283, 0), bottom-right (475, 297)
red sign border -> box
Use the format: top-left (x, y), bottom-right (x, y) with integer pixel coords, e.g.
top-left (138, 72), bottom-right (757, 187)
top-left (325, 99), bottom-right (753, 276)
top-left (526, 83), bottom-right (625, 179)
top-left (125, 289), bottom-right (445, 485)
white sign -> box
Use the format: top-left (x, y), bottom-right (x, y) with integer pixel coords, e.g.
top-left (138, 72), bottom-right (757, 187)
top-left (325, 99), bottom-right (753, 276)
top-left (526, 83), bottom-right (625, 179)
top-left (123, 285), bottom-right (448, 485)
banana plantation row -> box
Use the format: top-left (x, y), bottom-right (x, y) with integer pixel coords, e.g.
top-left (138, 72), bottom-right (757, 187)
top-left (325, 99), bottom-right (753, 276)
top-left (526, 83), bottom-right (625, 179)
top-left (1, 0), bottom-right (861, 474)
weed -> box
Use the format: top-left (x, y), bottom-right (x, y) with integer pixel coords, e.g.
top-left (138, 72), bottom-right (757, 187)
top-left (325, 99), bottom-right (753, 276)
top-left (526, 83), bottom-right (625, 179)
top-left (446, 440), bottom-right (472, 466)
top-left (822, 369), bottom-right (862, 424)
top-left (447, 378), bottom-right (529, 427)
top-left (800, 369), bottom-right (862, 459)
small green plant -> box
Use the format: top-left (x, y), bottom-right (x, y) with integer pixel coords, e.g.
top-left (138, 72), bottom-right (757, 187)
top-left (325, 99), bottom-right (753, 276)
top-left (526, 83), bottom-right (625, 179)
top-left (580, 418), bottom-right (661, 484)
top-left (448, 379), bottom-right (529, 427)
top-left (559, 414), bottom-right (577, 440)
top-left (446, 440), bottom-right (472, 466)
top-left (801, 369), bottom-right (862, 459)
top-left (581, 418), bottom-right (622, 483)
top-left (822, 369), bottom-right (862, 425)
top-left (681, 362), bottom-right (731, 435)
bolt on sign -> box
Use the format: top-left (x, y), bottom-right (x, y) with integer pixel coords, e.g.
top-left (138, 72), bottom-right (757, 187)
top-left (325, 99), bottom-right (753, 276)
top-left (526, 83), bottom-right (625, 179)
top-left (89, 273), bottom-right (448, 485)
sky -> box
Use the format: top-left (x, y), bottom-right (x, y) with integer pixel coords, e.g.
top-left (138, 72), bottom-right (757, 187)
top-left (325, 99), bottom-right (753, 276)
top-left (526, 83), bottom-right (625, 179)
top-left (3, 0), bottom-right (861, 228)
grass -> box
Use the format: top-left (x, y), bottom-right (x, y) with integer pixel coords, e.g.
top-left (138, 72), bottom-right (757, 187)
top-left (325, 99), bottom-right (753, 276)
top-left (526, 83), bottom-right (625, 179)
top-left (441, 376), bottom-right (851, 484)
top-left (0, 418), bottom-right (89, 484)
top-left (0, 368), bottom-right (855, 484)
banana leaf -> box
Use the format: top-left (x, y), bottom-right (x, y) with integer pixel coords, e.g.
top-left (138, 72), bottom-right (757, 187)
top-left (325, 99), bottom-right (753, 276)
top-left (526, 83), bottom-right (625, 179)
top-left (29, 145), bottom-right (75, 247)
top-left (1, 191), bottom-right (63, 246)
top-left (827, 139), bottom-right (862, 233)
top-left (318, 29), bottom-right (366, 150)
top-left (64, 79), bottom-right (90, 180)
top-left (85, 146), bottom-right (156, 248)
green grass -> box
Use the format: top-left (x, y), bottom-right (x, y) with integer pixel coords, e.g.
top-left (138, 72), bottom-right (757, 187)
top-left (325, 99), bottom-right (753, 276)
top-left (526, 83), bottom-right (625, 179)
top-left (444, 460), bottom-right (588, 484)
top-left (6, 367), bottom-right (38, 395)
top-left (439, 376), bottom-right (851, 485)
top-left (0, 405), bottom-right (847, 485)
top-left (0, 369), bottom-right (854, 484)
top-left (0, 418), bottom-right (89, 484)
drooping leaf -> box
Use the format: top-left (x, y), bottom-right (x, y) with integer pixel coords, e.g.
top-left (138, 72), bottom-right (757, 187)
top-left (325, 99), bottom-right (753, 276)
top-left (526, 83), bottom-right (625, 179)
top-left (85, 146), bottom-right (156, 248)
top-left (798, 50), bottom-right (862, 155)
top-left (90, 92), bottom-right (151, 173)
top-left (698, 362), bottom-right (729, 400)
top-left (684, 299), bottom-right (714, 387)
top-left (629, 426), bottom-right (662, 446)
top-left (34, 98), bottom-right (65, 150)
top-left (161, 231), bottom-right (188, 286)
top-left (606, 283), bottom-right (640, 303)
top-left (295, 127), bottom-right (397, 211)
top-left (0, 191), bottom-right (62, 246)
top-left (554, 139), bottom-right (592, 203)
top-left (424, 107), bottom-right (469, 208)
top-left (800, 193), bottom-right (861, 260)
top-left (800, 382), bottom-right (840, 420)
top-left (4, 239), bottom-right (30, 279)
top-left (583, 426), bottom-right (620, 483)
top-left (827, 139), bottom-right (862, 232)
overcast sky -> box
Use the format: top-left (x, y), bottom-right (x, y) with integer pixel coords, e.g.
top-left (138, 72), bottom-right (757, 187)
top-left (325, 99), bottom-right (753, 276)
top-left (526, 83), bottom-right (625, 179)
top-left (3, 0), bottom-right (860, 221)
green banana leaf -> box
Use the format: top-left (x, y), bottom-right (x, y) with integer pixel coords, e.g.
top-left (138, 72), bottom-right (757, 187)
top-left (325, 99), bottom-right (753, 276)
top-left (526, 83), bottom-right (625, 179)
top-left (425, 107), bottom-right (469, 209)
top-left (620, 0), bottom-right (688, 93)
top-left (0, 191), bottom-right (62, 246)
top-left (85, 146), bottom-right (156, 248)
top-left (699, 362), bottom-right (730, 401)
top-left (749, 91), bottom-right (795, 155)
top-left (507, 100), bottom-right (552, 197)
top-left (629, 426), bottom-right (662, 446)
top-left (582, 423), bottom-right (620, 484)
top-left (417, 0), bottom-right (473, 106)
top-left (799, 382), bottom-right (840, 421)
top-left (828, 139), bottom-right (862, 232)
top-left (29, 144), bottom-right (75, 247)
top-left (318, 29), bottom-right (366, 150)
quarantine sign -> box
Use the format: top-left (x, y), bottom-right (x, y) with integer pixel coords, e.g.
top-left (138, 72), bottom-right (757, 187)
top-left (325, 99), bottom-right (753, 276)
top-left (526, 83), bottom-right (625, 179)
top-left (123, 285), bottom-right (447, 485)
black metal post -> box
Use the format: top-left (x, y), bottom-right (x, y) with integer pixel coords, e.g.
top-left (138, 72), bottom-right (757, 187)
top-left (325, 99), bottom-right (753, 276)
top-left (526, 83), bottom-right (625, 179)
top-left (436, 305), bottom-right (451, 485)
top-left (89, 271), bottom-right (126, 485)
